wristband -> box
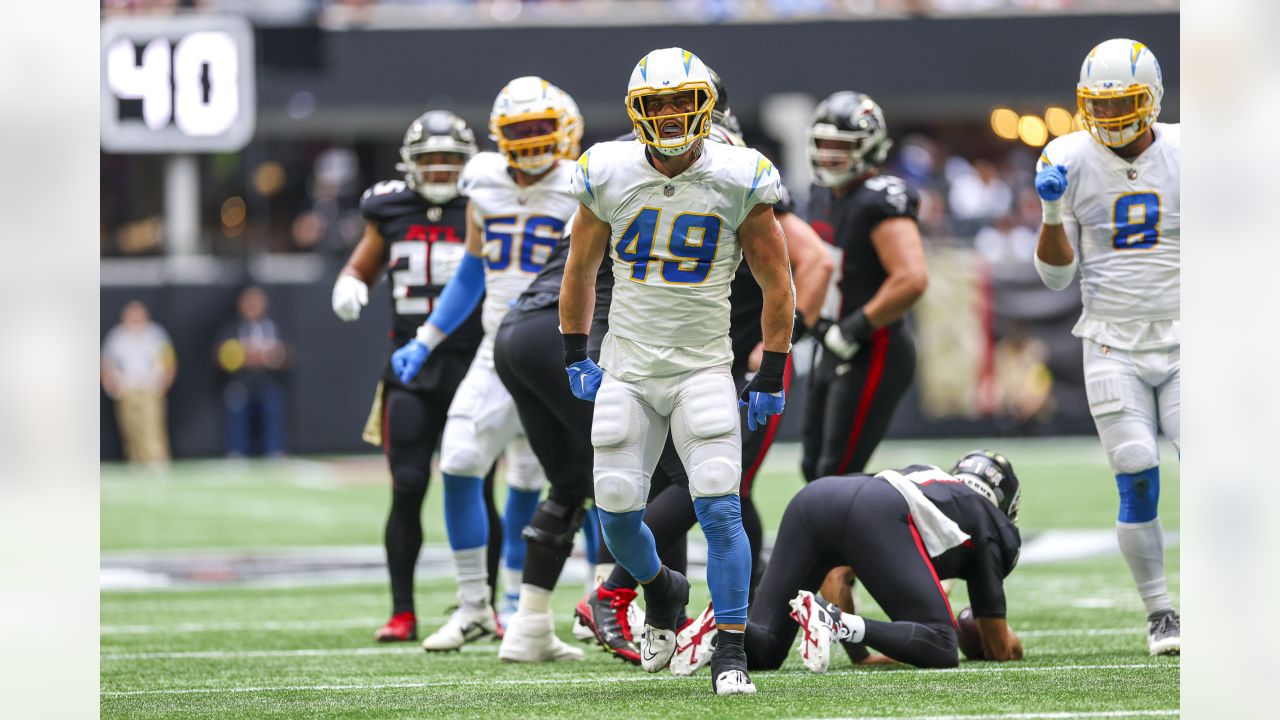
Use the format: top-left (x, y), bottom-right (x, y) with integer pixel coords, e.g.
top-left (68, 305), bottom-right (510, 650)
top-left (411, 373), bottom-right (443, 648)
top-left (753, 350), bottom-right (789, 394)
top-left (1041, 199), bottom-right (1063, 225)
top-left (415, 323), bottom-right (448, 351)
top-left (562, 333), bottom-right (589, 366)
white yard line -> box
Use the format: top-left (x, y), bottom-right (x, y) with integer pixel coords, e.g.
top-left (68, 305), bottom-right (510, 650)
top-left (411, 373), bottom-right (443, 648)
top-left (804, 711), bottom-right (1178, 720)
top-left (101, 662), bottom-right (1177, 696)
top-left (103, 645), bottom-right (498, 660)
top-left (100, 618), bottom-right (449, 635)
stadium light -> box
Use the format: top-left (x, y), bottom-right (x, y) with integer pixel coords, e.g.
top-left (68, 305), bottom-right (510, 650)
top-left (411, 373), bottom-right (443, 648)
top-left (221, 196), bottom-right (246, 237)
top-left (1044, 106), bottom-right (1074, 137)
top-left (990, 108), bottom-right (1019, 140)
top-left (1018, 115), bottom-right (1048, 147)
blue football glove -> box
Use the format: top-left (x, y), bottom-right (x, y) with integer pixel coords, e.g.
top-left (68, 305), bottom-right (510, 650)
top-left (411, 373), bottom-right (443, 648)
top-left (566, 358), bottom-right (603, 402)
top-left (391, 339), bottom-right (430, 384)
top-left (1034, 164), bottom-right (1069, 202)
top-left (738, 350), bottom-right (789, 431)
top-left (741, 389), bottom-right (785, 432)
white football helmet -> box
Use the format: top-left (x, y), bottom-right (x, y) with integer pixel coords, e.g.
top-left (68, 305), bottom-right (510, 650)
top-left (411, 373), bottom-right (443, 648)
top-left (490, 76), bottom-right (574, 174)
top-left (396, 110), bottom-right (477, 204)
top-left (1077, 38), bottom-right (1164, 148)
top-left (625, 47), bottom-right (716, 156)
top-left (557, 86), bottom-right (585, 160)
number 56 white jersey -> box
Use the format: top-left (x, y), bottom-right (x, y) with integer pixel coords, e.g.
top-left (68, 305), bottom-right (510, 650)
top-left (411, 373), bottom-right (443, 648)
top-left (1038, 123), bottom-right (1180, 351)
top-left (571, 140), bottom-right (783, 375)
top-left (459, 151), bottom-right (578, 340)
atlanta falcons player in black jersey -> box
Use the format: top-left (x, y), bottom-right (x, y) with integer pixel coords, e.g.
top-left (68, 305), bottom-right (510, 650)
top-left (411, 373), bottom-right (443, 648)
top-left (797, 92), bottom-right (929, 619)
top-left (331, 110), bottom-right (501, 643)
top-left (670, 450), bottom-right (1024, 674)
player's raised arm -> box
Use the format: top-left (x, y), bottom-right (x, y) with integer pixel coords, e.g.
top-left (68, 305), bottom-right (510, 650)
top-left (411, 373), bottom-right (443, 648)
top-left (777, 212), bottom-right (834, 329)
top-left (389, 201), bottom-right (487, 384)
top-left (1033, 161), bottom-right (1077, 290)
top-left (559, 204), bottom-right (610, 401)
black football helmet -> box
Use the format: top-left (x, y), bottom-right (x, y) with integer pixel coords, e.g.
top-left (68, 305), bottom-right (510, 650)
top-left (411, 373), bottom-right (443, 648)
top-left (950, 450), bottom-right (1021, 522)
top-left (397, 110), bottom-right (477, 204)
top-left (706, 65), bottom-right (742, 136)
top-left (808, 91), bottom-right (892, 187)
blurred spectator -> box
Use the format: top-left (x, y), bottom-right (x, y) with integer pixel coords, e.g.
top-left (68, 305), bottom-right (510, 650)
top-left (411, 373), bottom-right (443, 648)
top-left (290, 147), bottom-right (363, 255)
top-left (974, 213), bottom-right (1037, 281)
top-left (992, 326), bottom-right (1054, 432)
top-left (102, 301), bottom-right (176, 464)
top-left (948, 158), bottom-right (1013, 235)
top-left (216, 287), bottom-right (289, 457)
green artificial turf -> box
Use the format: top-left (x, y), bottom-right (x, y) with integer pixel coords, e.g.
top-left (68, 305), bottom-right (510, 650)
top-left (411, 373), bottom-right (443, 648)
top-left (102, 438), bottom-right (1180, 719)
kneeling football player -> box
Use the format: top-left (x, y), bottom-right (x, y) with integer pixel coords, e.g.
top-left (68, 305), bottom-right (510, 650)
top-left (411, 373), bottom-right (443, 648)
top-left (671, 450), bottom-right (1024, 674)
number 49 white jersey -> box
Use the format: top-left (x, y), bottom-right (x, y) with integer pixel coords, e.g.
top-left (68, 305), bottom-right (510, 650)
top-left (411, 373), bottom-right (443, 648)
top-left (571, 140), bottom-right (784, 377)
top-left (1038, 123), bottom-right (1180, 351)
top-left (459, 152), bottom-right (578, 339)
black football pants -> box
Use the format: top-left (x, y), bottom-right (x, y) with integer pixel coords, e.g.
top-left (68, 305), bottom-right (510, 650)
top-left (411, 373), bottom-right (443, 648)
top-left (745, 474), bottom-right (959, 669)
top-left (494, 305), bottom-right (597, 591)
top-left (382, 383), bottom-right (501, 613)
top-left (802, 327), bottom-right (916, 480)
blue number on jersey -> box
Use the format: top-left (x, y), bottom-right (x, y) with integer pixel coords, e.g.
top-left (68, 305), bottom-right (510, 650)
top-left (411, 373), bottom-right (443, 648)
top-left (1112, 193), bottom-right (1161, 250)
top-left (614, 208), bottom-right (721, 283)
top-left (662, 213), bottom-right (722, 284)
top-left (484, 215), bottom-right (565, 272)
top-left (520, 216), bottom-right (564, 273)
top-left (616, 207), bottom-right (660, 280)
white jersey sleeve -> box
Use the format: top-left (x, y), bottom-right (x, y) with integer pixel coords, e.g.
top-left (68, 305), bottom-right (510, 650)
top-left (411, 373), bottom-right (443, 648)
top-left (460, 152), bottom-right (579, 344)
top-left (581, 141), bottom-right (783, 378)
top-left (1038, 124), bottom-right (1180, 350)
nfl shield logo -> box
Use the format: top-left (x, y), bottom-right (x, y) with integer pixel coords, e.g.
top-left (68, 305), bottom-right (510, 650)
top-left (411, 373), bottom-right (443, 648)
top-left (427, 206), bottom-right (443, 222)
top-left (663, 184), bottom-right (675, 197)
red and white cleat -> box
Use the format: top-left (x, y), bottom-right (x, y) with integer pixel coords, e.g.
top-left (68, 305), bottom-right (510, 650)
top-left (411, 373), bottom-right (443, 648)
top-left (374, 611), bottom-right (417, 643)
top-left (671, 603), bottom-right (717, 676)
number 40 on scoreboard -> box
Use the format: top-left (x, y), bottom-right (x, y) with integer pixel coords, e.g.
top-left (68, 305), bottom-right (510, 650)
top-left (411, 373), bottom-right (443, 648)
top-left (101, 15), bottom-right (256, 154)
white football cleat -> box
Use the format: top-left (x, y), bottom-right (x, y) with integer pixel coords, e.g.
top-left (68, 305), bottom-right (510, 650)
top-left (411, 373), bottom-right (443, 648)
top-left (789, 590), bottom-right (836, 674)
top-left (712, 668), bottom-right (757, 695)
top-left (640, 625), bottom-right (678, 673)
top-left (421, 603), bottom-right (498, 652)
top-left (1146, 609), bottom-right (1180, 656)
top-left (498, 610), bottom-right (584, 663)
top-left (671, 603), bottom-right (717, 677)
top-left (571, 615), bottom-right (594, 642)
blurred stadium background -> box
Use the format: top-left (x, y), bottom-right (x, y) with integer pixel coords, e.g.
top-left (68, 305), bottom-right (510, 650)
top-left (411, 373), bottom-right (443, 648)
top-left (100, 0), bottom-right (1178, 459)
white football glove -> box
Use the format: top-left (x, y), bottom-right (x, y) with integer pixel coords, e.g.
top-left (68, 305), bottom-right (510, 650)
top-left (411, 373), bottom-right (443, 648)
top-left (331, 274), bottom-right (369, 322)
top-left (822, 324), bottom-right (860, 361)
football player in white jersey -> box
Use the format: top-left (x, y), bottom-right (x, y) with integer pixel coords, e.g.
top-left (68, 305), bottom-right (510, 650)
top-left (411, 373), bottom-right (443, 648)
top-left (390, 77), bottom-right (581, 656)
top-left (559, 47), bottom-right (795, 695)
top-left (1033, 38), bottom-right (1180, 655)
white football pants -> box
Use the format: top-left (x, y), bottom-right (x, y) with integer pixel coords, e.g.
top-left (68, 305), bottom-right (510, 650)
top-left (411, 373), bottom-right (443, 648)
top-left (1082, 339), bottom-right (1180, 475)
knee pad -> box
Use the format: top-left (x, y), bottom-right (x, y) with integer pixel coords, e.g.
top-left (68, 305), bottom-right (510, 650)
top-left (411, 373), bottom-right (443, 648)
top-left (1116, 468), bottom-right (1160, 523)
top-left (1108, 437), bottom-right (1160, 476)
top-left (688, 455), bottom-right (741, 498)
top-left (594, 470), bottom-right (646, 514)
top-left (521, 499), bottom-right (586, 552)
top-left (440, 419), bottom-right (485, 477)
top-left (390, 468), bottom-right (429, 498)
top-left (504, 439), bottom-right (546, 492)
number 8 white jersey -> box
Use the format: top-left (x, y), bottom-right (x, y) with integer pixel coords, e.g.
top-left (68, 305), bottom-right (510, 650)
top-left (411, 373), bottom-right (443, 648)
top-left (1038, 123), bottom-right (1180, 350)
top-left (571, 140), bottom-right (783, 377)
top-left (459, 152), bottom-right (579, 338)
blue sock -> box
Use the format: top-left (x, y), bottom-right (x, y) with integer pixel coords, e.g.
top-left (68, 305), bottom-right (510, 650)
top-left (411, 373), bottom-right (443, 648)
top-left (1116, 467), bottom-right (1160, 523)
top-left (502, 486), bottom-right (541, 580)
top-left (581, 505), bottom-right (600, 566)
top-left (442, 473), bottom-right (488, 551)
top-left (598, 509), bottom-right (661, 583)
top-left (694, 495), bottom-right (750, 626)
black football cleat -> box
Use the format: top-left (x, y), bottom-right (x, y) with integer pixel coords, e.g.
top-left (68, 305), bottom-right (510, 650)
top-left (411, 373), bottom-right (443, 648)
top-left (575, 584), bottom-right (641, 665)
